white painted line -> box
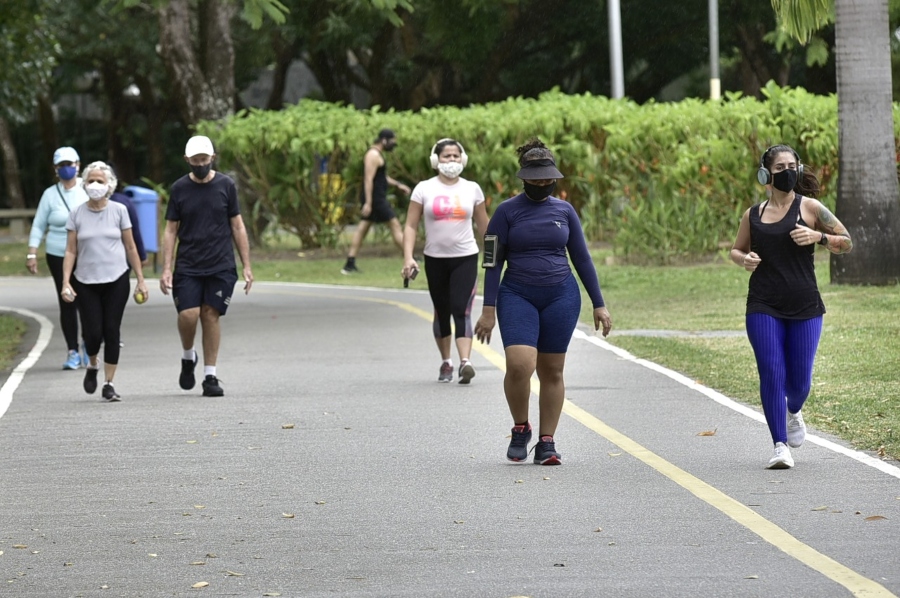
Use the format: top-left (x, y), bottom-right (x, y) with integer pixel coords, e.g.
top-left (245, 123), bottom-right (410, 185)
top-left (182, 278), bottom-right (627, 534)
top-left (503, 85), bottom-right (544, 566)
top-left (0, 307), bottom-right (53, 419)
top-left (573, 328), bottom-right (900, 480)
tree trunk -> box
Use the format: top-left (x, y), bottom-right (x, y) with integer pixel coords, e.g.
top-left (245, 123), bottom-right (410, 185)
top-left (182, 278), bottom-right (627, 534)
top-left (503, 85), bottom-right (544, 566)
top-left (0, 116), bottom-right (26, 209)
top-left (36, 94), bottom-right (58, 164)
top-left (157, 0), bottom-right (235, 125)
top-left (831, 0), bottom-right (900, 284)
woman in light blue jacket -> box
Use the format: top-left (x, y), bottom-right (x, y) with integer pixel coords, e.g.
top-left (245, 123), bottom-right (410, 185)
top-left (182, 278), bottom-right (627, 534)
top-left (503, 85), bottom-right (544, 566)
top-left (26, 147), bottom-right (89, 369)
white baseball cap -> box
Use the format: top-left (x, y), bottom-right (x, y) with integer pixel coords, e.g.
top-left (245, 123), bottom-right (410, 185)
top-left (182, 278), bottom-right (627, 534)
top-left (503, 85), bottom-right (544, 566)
top-left (53, 147), bottom-right (80, 164)
top-left (185, 135), bottom-right (215, 157)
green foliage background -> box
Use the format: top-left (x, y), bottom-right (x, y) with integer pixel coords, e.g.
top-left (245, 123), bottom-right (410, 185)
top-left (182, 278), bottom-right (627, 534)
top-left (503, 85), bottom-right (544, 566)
top-left (200, 82), bottom-right (887, 262)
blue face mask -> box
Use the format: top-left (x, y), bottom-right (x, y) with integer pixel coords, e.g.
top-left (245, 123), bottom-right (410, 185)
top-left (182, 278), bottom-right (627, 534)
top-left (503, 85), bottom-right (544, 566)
top-left (57, 166), bottom-right (77, 181)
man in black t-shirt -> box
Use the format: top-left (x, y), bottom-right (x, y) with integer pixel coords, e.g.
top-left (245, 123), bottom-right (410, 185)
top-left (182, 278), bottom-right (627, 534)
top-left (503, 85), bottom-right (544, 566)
top-left (160, 135), bottom-right (254, 397)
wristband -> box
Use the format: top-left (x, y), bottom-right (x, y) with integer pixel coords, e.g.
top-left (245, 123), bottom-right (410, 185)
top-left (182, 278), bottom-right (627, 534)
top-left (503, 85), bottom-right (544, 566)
top-left (818, 232), bottom-right (828, 246)
top-left (26, 254), bottom-right (37, 260)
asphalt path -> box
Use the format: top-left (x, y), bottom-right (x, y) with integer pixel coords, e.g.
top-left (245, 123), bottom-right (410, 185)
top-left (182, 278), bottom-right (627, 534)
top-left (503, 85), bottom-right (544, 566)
top-left (1, 276), bottom-right (898, 598)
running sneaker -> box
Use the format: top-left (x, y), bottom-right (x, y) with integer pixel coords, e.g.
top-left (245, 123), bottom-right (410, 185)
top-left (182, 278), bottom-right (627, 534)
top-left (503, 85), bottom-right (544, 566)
top-left (340, 262), bottom-right (359, 274)
top-left (787, 411), bottom-right (806, 448)
top-left (438, 362), bottom-right (453, 383)
top-left (83, 367), bottom-right (99, 395)
top-left (507, 423), bottom-right (532, 462)
top-left (533, 435), bottom-right (562, 465)
top-left (202, 375), bottom-right (224, 397)
top-left (767, 442), bottom-right (794, 469)
top-left (180, 353), bottom-right (198, 390)
top-left (101, 383), bottom-right (121, 402)
top-left (458, 361), bottom-right (475, 385)
top-left (63, 350), bottom-right (81, 370)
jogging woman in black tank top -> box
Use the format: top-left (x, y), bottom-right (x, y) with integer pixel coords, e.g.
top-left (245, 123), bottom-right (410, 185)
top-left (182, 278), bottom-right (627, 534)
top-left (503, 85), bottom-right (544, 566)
top-left (730, 145), bottom-right (852, 469)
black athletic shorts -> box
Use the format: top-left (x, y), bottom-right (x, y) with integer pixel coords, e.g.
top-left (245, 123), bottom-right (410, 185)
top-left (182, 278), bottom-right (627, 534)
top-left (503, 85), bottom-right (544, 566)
top-left (360, 195), bottom-right (396, 223)
top-left (172, 269), bottom-right (238, 315)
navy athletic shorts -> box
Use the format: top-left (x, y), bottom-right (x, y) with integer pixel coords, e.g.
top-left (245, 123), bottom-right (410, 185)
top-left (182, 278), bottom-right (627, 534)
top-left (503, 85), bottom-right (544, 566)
top-left (172, 269), bottom-right (239, 315)
top-left (496, 274), bottom-right (581, 353)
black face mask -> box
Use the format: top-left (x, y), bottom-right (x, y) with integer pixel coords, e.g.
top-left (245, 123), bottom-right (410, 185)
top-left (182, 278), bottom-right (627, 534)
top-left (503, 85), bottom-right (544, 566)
top-left (524, 181), bottom-right (556, 202)
top-left (191, 163), bottom-right (212, 179)
top-left (772, 169), bottom-right (798, 192)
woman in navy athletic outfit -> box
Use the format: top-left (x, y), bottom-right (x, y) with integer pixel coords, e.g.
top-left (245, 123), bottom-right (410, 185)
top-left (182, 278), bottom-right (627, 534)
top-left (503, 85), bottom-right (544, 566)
top-left (474, 138), bottom-right (612, 465)
top-left (730, 145), bottom-right (852, 469)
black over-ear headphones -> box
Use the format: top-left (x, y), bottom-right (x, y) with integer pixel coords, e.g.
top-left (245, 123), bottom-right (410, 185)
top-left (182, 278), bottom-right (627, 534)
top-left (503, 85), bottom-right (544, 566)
top-left (757, 145), bottom-right (804, 185)
top-left (430, 138), bottom-right (468, 169)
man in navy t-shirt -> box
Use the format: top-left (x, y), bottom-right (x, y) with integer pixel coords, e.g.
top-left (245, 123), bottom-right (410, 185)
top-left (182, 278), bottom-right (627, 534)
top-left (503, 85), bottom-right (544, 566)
top-left (159, 135), bottom-right (254, 397)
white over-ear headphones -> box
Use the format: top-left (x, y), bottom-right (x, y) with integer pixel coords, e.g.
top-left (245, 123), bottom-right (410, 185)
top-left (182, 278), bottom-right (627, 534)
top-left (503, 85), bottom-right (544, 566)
top-left (429, 138), bottom-right (468, 169)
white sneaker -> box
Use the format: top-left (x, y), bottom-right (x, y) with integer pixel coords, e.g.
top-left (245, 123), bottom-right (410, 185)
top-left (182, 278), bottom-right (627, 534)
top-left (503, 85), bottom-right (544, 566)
top-left (767, 442), bottom-right (794, 469)
top-left (787, 411), bottom-right (806, 447)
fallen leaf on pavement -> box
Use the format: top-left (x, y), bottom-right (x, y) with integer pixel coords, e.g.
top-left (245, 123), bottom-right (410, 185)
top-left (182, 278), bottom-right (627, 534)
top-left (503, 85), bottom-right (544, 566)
top-left (282, 424), bottom-right (294, 429)
top-left (12, 545), bottom-right (26, 549)
top-left (608, 452), bottom-right (621, 457)
top-left (225, 570), bottom-right (244, 576)
top-left (865, 515), bottom-right (887, 521)
top-left (745, 575), bottom-right (759, 579)
top-left (190, 561), bottom-right (205, 566)
top-left (696, 429), bottom-right (717, 437)
top-left (192, 581), bottom-right (209, 588)
top-left (282, 513), bottom-right (295, 518)
top-left (811, 506), bottom-right (828, 511)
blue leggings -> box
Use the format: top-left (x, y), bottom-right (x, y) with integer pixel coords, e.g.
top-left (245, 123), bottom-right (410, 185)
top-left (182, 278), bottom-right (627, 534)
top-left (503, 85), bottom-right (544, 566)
top-left (746, 313), bottom-right (823, 445)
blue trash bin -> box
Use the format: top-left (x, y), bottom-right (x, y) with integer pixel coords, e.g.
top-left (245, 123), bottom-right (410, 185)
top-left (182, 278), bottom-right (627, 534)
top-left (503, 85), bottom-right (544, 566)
top-left (123, 186), bottom-right (159, 254)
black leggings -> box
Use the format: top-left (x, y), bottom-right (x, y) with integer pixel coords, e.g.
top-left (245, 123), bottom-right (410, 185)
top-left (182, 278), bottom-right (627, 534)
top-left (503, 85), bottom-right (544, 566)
top-left (72, 271), bottom-right (130, 365)
top-left (424, 254), bottom-right (478, 339)
top-left (46, 253), bottom-right (80, 351)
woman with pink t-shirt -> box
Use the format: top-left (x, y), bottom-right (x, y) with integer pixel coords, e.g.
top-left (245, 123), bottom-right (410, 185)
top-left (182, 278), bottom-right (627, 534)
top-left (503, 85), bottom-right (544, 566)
top-left (402, 139), bottom-right (490, 384)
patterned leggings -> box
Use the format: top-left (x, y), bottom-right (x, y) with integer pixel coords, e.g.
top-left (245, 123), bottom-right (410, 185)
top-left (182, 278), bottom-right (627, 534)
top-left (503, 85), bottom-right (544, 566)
top-left (746, 313), bottom-right (823, 445)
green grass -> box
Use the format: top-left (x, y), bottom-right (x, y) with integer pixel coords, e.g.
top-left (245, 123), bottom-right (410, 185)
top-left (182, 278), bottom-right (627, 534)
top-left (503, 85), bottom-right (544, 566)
top-left (1, 235), bottom-right (897, 461)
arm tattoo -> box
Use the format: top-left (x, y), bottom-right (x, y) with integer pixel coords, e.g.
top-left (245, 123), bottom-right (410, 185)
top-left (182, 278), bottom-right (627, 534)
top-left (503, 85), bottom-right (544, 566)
top-left (816, 203), bottom-right (853, 253)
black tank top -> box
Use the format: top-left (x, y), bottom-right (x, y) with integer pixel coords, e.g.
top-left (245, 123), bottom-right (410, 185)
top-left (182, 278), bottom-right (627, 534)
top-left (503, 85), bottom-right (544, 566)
top-left (359, 149), bottom-right (388, 203)
top-left (746, 195), bottom-right (825, 319)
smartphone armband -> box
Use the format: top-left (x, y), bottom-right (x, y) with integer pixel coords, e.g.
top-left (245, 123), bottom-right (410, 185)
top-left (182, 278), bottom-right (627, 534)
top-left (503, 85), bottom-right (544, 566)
top-left (483, 235), bottom-right (500, 268)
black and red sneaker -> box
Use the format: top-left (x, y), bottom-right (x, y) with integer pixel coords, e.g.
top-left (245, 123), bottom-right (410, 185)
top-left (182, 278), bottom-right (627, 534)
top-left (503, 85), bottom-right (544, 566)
top-left (533, 435), bottom-right (561, 465)
top-left (507, 423), bottom-right (533, 462)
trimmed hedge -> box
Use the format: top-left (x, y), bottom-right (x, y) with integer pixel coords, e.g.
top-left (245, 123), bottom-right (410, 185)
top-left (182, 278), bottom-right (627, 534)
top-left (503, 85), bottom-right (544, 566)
top-left (199, 81), bottom-right (881, 262)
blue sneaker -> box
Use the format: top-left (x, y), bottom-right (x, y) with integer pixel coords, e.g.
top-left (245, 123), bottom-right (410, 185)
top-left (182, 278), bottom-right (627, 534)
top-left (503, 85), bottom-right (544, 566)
top-left (507, 423), bottom-right (532, 462)
top-left (80, 344), bottom-right (89, 368)
top-left (532, 435), bottom-right (562, 465)
top-left (63, 350), bottom-right (81, 370)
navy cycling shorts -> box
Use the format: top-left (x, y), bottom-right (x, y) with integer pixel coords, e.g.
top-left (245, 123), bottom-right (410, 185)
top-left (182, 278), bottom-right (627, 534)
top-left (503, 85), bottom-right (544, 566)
top-left (496, 274), bottom-right (581, 353)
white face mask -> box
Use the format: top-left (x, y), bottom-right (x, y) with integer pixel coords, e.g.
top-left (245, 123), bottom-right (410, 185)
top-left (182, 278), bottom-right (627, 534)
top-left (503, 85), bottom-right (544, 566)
top-left (85, 182), bottom-right (109, 199)
top-left (437, 161), bottom-right (464, 179)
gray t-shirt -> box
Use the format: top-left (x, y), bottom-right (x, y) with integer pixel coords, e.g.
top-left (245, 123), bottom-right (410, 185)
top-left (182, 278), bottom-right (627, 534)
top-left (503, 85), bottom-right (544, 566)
top-left (66, 201), bottom-right (132, 284)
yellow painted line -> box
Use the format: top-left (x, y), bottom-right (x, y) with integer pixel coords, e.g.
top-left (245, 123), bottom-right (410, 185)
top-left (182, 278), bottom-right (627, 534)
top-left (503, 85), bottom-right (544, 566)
top-left (562, 401), bottom-right (895, 598)
top-left (259, 285), bottom-right (896, 597)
